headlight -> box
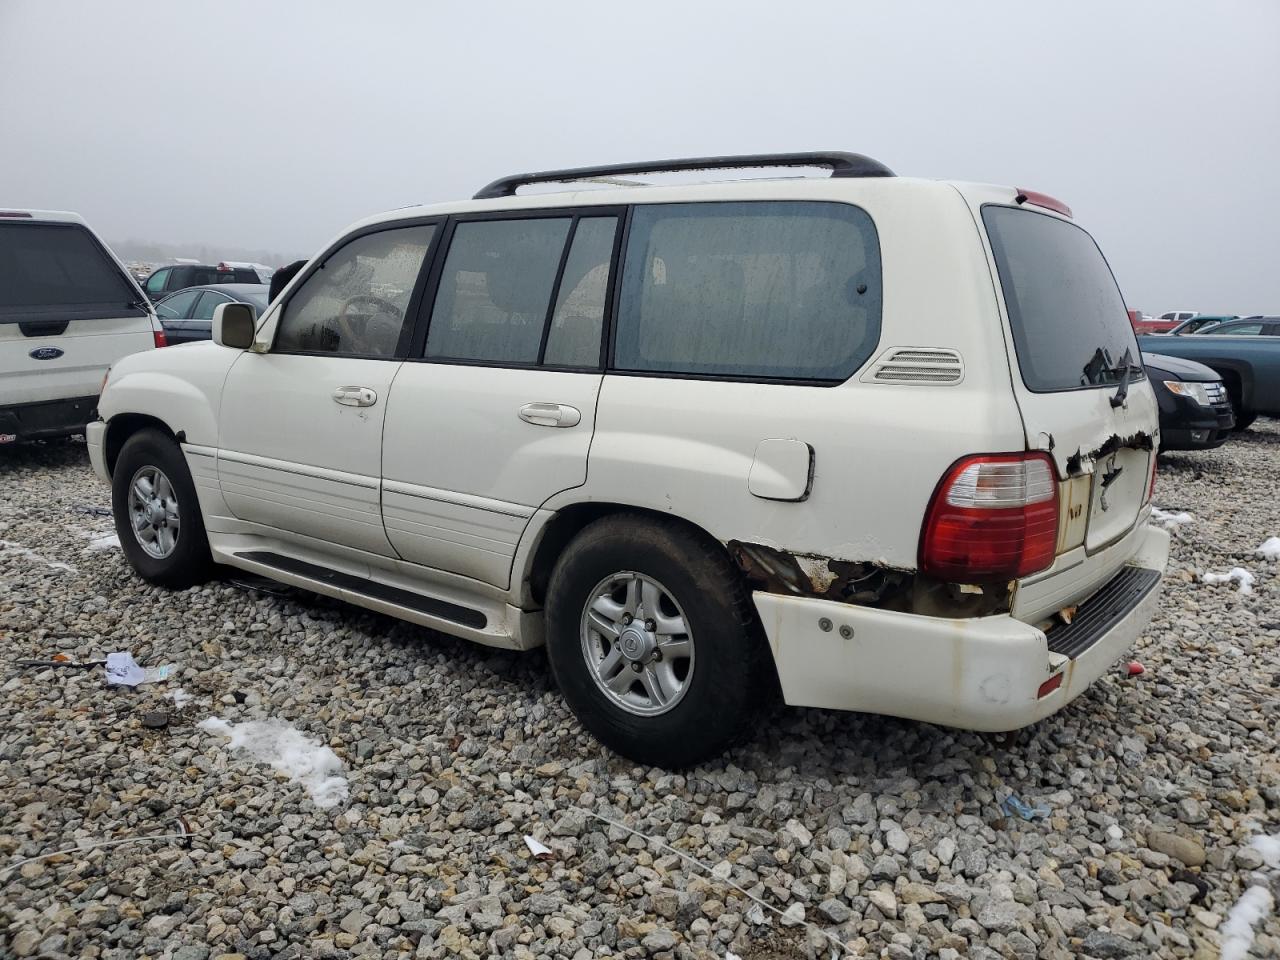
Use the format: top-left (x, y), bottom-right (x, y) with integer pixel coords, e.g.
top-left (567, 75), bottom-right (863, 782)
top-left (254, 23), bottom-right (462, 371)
top-left (1163, 380), bottom-right (1211, 406)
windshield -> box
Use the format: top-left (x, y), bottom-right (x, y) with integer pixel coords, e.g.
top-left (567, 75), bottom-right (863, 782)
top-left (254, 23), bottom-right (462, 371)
top-left (983, 206), bottom-right (1142, 393)
top-left (0, 222), bottom-right (146, 323)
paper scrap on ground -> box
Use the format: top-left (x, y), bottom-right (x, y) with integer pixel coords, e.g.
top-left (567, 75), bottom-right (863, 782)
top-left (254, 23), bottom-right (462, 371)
top-left (1150, 507), bottom-right (1194, 531)
top-left (1256, 537), bottom-right (1280, 561)
top-left (523, 835), bottom-right (553, 860)
top-left (0, 539), bottom-right (75, 573)
top-left (104, 651), bottom-right (173, 686)
top-left (1201, 567), bottom-right (1255, 595)
top-left (198, 717), bottom-right (349, 809)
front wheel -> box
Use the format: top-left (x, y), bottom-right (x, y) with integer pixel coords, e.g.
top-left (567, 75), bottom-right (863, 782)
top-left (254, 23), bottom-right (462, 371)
top-left (545, 515), bottom-right (772, 768)
top-left (112, 428), bottom-right (212, 588)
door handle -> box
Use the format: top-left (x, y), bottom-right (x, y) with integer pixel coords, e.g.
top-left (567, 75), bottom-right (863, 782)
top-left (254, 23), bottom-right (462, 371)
top-left (518, 402), bottom-right (581, 428)
top-left (333, 386), bottom-right (377, 407)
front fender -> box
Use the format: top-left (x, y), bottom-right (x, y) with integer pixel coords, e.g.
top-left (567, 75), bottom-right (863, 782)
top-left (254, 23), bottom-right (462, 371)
top-left (99, 342), bottom-right (237, 447)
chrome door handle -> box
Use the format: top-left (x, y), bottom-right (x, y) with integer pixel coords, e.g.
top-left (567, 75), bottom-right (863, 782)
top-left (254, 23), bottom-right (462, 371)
top-left (333, 386), bottom-right (377, 407)
top-left (518, 402), bottom-right (581, 428)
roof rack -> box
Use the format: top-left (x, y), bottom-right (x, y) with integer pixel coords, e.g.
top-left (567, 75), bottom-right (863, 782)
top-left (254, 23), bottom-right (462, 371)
top-left (473, 151), bottom-right (894, 200)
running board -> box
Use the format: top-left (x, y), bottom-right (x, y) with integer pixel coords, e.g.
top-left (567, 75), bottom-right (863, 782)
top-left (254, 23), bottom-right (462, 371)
top-left (235, 550), bottom-right (487, 629)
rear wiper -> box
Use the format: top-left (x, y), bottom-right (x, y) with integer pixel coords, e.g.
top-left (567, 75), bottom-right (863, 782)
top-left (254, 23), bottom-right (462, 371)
top-left (1110, 347), bottom-right (1134, 408)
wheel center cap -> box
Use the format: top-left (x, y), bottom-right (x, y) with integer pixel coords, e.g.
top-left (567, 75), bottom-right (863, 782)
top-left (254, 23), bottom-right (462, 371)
top-left (619, 626), bottom-right (654, 663)
top-left (147, 501), bottom-right (165, 524)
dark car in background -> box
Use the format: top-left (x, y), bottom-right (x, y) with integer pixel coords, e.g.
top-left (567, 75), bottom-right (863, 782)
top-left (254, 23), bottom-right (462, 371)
top-left (1138, 331), bottom-right (1280, 430)
top-left (143, 262), bottom-right (265, 301)
top-left (1143, 353), bottom-right (1234, 450)
top-left (154, 284), bottom-right (269, 344)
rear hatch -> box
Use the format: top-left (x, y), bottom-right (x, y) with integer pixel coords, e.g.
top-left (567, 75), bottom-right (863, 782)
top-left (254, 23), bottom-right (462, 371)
top-left (0, 218), bottom-right (154, 405)
top-left (971, 193), bottom-right (1158, 623)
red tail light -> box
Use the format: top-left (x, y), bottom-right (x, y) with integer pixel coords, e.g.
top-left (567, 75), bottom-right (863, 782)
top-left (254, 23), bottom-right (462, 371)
top-left (153, 329), bottom-right (168, 348)
top-left (920, 453), bottom-right (1060, 582)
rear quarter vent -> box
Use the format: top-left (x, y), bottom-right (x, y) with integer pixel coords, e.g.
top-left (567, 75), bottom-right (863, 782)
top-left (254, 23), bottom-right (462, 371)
top-left (862, 347), bottom-right (964, 384)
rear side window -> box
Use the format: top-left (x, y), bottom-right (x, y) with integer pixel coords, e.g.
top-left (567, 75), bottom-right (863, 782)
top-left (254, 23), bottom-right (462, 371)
top-left (275, 224), bottom-right (436, 357)
top-left (426, 218), bottom-right (572, 363)
top-left (984, 206), bottom-right (1141, 392)
top-left (0, 222), bottom-right (145, 323)
top-left (613, 201), bottom-right (882, 381)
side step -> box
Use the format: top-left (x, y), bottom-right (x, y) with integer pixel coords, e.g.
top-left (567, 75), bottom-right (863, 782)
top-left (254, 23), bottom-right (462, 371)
top-left (235, 550), bottom-right (487, 629)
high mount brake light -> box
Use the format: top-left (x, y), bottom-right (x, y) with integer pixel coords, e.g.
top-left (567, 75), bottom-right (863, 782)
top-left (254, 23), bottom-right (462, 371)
top-left (920, 453), bottom-right (1060, 582)
top-left (1015, 189), bottom-right (1073, 218)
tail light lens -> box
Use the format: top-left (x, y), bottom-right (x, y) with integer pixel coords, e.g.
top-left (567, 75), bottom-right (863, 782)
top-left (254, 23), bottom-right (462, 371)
top-left (920, 453), bottom-right (1060, 582)
top-left (153, 329), bottom-right (168, 348)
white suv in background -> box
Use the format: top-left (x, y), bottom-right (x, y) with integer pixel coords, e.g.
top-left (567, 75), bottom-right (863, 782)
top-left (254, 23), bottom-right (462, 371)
top-left (89, 153), bottom-right (1169, 766)
top-left (0, 209), bottom-right (161, 444)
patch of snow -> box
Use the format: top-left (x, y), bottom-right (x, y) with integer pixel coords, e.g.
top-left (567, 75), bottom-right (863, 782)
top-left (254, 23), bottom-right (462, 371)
top-left (85, 533), bottom-right (120, 552)
top-left (1201, 567), bottom-right (1255, 595)
top-left (0, 539), bottom-right (75, 573)
top-left (1256, 537), bottom-right (1280, 562)
top-left (198, 716), bottom-right (349, 809)
top-left (1220, 885), bottom-right (1274, 960)
top-left (169, 687), bottom-right (193, 708)
top-left (1253, 833), bottom-right (1280, 870)
top-left (1151, 507), bottom-right (1194, 531)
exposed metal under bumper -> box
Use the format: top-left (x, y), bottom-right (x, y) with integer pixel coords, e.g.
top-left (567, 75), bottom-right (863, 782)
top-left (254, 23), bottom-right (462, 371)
top-left (1045, 566), bottom-right (1162, 659)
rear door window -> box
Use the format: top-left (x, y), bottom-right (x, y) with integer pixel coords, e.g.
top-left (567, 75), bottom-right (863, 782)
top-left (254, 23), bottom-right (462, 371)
top-left (613, 201), bottom-right (882, 381)
top-left (193, 292), bottom-right (229, 321)
top-left (426, 218), bottom-right (572, 364)
top-left (983, 206), bottom-right (1141, 392)
top-left (0, 222), bottom-right (146, 323)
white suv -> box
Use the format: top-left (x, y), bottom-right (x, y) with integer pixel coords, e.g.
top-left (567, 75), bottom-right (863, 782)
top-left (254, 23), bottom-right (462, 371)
top-left (88, 153), bottom-right (1168, 766)
top-left (1, 210), bottom-right (160, 443)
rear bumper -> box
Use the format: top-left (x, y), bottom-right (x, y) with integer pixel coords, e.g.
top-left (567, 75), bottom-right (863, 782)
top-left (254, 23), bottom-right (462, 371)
top-left (754, 524), bottom-right (1169, 731)
top-left (0, 395), bottom-right (98, 442)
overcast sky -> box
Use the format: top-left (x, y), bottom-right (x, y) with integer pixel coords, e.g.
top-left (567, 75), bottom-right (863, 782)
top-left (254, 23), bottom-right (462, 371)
top-left (3, 0), bottom-right (1277, 313)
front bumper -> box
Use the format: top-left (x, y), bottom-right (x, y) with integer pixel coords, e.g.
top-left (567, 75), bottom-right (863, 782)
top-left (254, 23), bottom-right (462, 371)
top-left (86, 420), bottom-right (109, 482)
top-left (1158, 394), bottom-right (1234, 450)
top-left (754, 524), bottom-right (1169, 731)
top-left (0, 395), bottom-right (98, 443)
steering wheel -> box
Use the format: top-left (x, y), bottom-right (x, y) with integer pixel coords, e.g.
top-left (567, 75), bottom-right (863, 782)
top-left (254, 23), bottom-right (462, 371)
top-left (336, 295), bottom-right (401, 353)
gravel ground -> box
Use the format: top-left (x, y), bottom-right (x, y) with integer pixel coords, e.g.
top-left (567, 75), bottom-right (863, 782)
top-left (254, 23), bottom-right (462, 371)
top-left (1, 425), bottom-right (1278, 960)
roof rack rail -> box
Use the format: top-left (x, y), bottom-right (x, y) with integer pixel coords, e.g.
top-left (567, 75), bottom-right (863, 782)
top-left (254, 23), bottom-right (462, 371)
top-left (473, 151), bottom-right (894, 200)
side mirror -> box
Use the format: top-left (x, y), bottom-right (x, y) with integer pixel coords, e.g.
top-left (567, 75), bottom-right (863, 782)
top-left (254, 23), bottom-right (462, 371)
top-left (212, 302), bottom-right (257, 350)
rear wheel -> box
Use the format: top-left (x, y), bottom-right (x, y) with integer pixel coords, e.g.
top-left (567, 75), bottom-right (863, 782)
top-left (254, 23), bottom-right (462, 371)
top-left (112, 429), bottom-right (212, 587)
top-left (545, 515), bottom-right (772, 768)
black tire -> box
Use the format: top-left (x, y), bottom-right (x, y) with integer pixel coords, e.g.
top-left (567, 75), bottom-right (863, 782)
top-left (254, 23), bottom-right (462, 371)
top-left (545, 514), bottom-right (772, 768)
top-left (112, 428), bottom-right (213, 588)
top-left (1233, 411), bottom-right (1256, 432)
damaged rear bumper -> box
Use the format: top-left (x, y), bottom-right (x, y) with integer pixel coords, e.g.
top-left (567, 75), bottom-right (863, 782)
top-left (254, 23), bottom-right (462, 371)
top-left (754, 524), bottom-right (1169, 731)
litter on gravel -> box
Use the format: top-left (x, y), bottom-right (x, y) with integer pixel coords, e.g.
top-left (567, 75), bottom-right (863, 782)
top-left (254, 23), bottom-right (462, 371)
top-left (198, 716), bottom-right (349, 810)
top-left (1201, 567), bottom-right (1256, 594)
